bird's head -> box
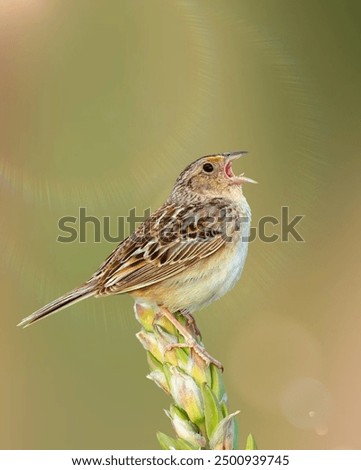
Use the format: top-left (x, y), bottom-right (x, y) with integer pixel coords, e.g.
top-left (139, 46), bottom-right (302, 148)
top-left (169, 151), bottom-right (257, 202)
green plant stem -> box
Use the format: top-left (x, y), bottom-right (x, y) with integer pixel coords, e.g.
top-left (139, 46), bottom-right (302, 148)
top-left (134, 303), bottom-right (257, 450)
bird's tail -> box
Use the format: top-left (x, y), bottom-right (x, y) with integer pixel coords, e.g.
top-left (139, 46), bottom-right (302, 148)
top-left (17, 283), bottom-right (97, 328)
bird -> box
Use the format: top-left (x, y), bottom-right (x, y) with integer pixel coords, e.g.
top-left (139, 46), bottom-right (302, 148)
top-left (18, 151), bottom-right (256, 368)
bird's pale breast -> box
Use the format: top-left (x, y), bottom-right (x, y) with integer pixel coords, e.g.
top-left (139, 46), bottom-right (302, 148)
top-left (133, 199), bottom-right (251, 313)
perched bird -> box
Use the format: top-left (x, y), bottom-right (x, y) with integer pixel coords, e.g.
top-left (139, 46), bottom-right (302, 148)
top-left (18, 151), bottom-right (256, 367)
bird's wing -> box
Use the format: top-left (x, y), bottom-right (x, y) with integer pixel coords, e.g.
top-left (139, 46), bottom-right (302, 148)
top-left (94, 200), bottom-right (243, 294)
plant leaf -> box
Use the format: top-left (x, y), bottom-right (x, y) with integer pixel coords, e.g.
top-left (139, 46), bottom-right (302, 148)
top-left (210, 363), bottom-right (225, 402)
top-left (245, 433), bottom-right (258, 450)
top-left (157, 432), bottom-right (178, 450)
top-left (209, 411), bottom-right (239, 450)
top-left (201, 383), bottom-right (223, 439)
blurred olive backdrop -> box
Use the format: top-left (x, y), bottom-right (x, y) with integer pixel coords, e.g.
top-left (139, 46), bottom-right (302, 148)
top-left (1, 0), bottom-right (360, 450)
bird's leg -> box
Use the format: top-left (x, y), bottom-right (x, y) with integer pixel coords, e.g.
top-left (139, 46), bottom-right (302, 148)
top-left (179, 309), bottom-right (202, 340)
top-left (159, 307), bottom-right (223, 370)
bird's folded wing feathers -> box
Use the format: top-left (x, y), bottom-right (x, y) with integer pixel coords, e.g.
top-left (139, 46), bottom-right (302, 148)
top-left (94, 200), bottom-right (242, 294)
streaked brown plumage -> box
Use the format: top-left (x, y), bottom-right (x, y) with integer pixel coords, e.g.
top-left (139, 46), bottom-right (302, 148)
top-left (18, 151), bottom-right (256, 367)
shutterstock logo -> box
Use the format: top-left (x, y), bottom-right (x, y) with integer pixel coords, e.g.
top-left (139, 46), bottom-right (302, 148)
top-left (58, 207), bottom-right (152, 243)
top-left (57, 206), bottom-right (305, 244)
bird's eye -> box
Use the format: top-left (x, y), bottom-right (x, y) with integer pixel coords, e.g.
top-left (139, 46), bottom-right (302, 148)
top-left (203, 163), bottom-right (214, 173)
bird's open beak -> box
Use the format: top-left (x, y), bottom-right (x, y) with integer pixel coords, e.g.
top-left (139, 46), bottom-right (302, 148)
top-left (223, 151), bottom-right (257, 184)
top-left (222, 150), bottom-right (248, 160)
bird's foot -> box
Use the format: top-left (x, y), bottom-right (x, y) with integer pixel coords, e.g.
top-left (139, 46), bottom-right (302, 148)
top-left (166, 340), bottom-right (223, 370)
top-left (159, 307), bottom-right (223, 370)
top-left (179, 309), bottom-right (202, 340)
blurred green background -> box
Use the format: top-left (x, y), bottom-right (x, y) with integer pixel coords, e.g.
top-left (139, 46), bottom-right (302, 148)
top-left (1, 0), bottom-right (360, 450)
